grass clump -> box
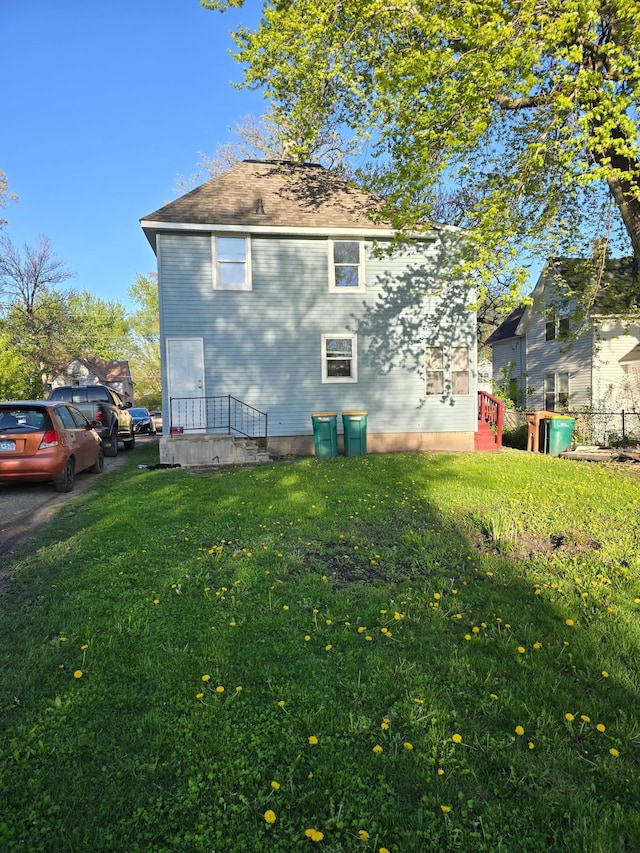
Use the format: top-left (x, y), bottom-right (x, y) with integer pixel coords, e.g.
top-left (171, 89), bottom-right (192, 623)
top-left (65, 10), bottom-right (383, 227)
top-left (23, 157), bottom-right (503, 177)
top-left (0, 447), bottom-right (639, 851)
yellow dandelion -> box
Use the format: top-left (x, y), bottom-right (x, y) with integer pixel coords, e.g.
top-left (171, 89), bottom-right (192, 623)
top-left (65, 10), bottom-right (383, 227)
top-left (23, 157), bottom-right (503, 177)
top-left (414, 698), bottom-right (424, 704)
top-left (278, 700), bottom-right (286, 707)
top-left (581, 715), bottom-right (591, 723)
top-left (271, 780), bottom-right (280, 790)
top-left (229, 620), bottom-right (236, 627)
top-left (357, 626), bottom-right (366, 634)
top-left (235, 685), bottom-right (242, 692)
top-left (304, 635), bottom-right (311, 641)
top-left (304, 828), bottom-right (324, 842)
top-left (440, 805), bottom-right (452, 813)
top-left (609, 748), bottom-right (620, 757)
top-left (380, 849), bottom-right (391, 853)
top-left (515, 725), bottom-right (525, 736)
top-left (596, 723), bottom-right (606, 732)
top-left (452, 733), bottom-right (462, 744)
top-left (216, 685), bottom-right (225, 693)
top-left (201, 674), bottom-right (211, 682)
top-left (365, 635), bottom-right (373, 641)
top-left (437, 767), bottom-right (444, 775)
top-left (472, 626), bottom-right (481, 634)
top-left (490, 693), bottom-right (498, 700)
top-left (264, 809), bottom-right (276, 824)
top-left (372, 744), bottom-right (383, 753)
top-left (358, 830), bottom-right (370, 840)
top-left (325, 644), bottom-right (333, 651)
top-left (73, 670), bottom-right (83, 679)
top-left (381, 720), bottom-right (390, 730)
top-left (282, 605), bottom-right (289, 611)
top-left (602, 670), bottom-right (609, 678)
top-left (404, 741), bottom-right (414, 750)
top-left (153, 599), bottom-right (160, 605)
top-left (528, 742), bottom-right (535, 750)
top-left (565, 713), bottom-right (575, 722)
top-left (80, 644), bottom-right (88, 651)
top-left (464, 634), bottom-right (472, 641)
top-left (308, 735), bottom-right (318, 745)
top-left (565, 619), bottom-right (574, 626)
top-left (533, 642), bottom-right (542, 649)
top-left (195, 692), bottom-right (204, 699)
top-left (433, 592), bottom-right (441, 600)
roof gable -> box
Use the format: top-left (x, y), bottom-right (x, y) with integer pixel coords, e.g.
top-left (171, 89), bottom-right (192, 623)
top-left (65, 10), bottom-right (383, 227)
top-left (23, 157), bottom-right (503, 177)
top-left (141, 160), bottom-right (390, 234)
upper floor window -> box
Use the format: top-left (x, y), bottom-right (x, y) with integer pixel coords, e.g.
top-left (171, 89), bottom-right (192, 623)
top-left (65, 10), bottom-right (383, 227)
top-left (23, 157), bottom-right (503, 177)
top-left (213, 235), bottom-right (251, 290)
top-left (545, 307), bottom-right (570, 341)
top-left (329, 240), bottom-right (365, 291)
top-left (322, 334), bottom-right (358, 382)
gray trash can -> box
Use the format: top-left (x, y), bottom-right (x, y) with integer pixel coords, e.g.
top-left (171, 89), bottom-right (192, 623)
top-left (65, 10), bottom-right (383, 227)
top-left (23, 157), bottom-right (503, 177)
top-left (342, 411), bottom-right (368, 457)
top-left (311, 412), bottom-right (338, 458)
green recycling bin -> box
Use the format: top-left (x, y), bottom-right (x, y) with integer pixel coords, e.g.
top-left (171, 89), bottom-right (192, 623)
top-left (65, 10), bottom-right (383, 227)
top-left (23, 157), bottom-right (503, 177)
top-left (544, 416), bottom-right (575, 456)
top-left (342, 411), bottom-right (368, 457)
top-left (311, 412), bottom-right (338, 458)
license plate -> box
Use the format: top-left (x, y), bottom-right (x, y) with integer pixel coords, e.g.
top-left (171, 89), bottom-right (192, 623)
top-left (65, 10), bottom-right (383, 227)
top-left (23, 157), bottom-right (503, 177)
top-left (0, 440), bottom-right (16, 451)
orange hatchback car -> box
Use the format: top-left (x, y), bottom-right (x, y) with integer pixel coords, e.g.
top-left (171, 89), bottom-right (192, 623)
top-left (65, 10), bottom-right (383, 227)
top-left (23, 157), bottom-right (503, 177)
top-left (0, 401), bottom-right (104, 492)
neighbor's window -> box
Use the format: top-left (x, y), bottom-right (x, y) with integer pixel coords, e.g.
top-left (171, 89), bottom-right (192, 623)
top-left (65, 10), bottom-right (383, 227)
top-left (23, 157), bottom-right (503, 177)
top-left (545, 306), bottom-right (570, 341)
top-left (322, 334), bottom-right (358, 382)
top-left (213, 235), bottom-right (251, 290)
top-left (451, 346), bottom-right (470, 395)
top-left (329, 240), bottom-right (364, 290)
top-left (425, 346), bottom-right (444, 395)
top-left (544, 372), bottom-right (570, 411)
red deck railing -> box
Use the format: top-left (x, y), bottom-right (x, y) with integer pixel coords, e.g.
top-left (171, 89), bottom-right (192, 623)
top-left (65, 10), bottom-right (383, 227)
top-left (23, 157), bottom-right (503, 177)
top-left (477, 391), bottom-right (504, 450)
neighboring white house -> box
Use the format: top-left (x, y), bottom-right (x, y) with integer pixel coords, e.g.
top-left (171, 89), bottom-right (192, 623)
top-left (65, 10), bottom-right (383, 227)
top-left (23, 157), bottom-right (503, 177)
top-left (140, 159), bottom-right (489, 461)
top-left (48, 356), bottom-right (134, 404)
top-left (487, 257), bottom-right (640, 414)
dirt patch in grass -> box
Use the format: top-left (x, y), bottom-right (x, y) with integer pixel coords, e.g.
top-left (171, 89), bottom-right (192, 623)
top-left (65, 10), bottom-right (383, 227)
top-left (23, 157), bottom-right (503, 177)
top-left (471, 528), bottom-right (602, 560)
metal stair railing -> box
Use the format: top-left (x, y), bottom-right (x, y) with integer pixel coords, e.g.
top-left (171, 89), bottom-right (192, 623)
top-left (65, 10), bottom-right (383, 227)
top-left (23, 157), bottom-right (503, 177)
top-left (169, 395), bottom-right (268, 441)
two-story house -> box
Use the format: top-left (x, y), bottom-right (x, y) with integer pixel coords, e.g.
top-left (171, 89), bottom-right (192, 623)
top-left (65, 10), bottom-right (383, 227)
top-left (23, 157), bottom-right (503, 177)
top-left (488, 257), bottom-right (640, 414)
top-left (140, 160), bottom-right (488, 463)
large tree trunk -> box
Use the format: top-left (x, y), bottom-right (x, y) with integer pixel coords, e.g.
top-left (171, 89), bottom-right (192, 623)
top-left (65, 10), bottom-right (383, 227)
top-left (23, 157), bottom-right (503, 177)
top-left (606, 169), bottom-right (640, 267)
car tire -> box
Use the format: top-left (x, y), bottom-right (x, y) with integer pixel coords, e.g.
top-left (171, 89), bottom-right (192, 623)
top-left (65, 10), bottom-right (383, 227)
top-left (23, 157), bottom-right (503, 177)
top-left (123, 429), bottom-right (135, 451)
top-left (105, 427), bottom-right (119, 457)
top-left (55, 457), bottom-right (75, 492)
top-left (89, 444), bottom-right (105, 474)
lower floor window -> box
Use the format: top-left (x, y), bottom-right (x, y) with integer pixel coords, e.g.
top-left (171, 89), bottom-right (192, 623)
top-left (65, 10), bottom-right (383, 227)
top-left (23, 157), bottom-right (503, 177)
top-left (425, 345), bottom-right (470, 395)
top-left (322, 334), bottom-right (357, 382)
top-left (544, 372), bottom-right (569, 411)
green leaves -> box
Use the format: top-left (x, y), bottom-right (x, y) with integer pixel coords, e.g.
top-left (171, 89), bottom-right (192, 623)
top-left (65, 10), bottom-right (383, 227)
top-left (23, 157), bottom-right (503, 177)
top-left (207, 0), bottom-right (640, 290)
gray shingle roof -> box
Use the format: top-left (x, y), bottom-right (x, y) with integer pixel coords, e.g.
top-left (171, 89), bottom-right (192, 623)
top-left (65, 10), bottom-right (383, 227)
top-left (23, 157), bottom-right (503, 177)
top-left (141, 160), bottom-right (390, 233)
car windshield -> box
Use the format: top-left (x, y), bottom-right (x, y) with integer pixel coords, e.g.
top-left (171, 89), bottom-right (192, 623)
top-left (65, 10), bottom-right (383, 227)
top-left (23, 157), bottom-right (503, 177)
top-left (130, 408), bottom-right (148, 417)
top-left (0, 407), bottom-right (52, 431)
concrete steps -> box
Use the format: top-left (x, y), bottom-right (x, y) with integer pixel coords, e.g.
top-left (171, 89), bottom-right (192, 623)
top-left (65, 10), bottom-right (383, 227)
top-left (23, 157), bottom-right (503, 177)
top-left (159, 433), bottom-right (270, 467)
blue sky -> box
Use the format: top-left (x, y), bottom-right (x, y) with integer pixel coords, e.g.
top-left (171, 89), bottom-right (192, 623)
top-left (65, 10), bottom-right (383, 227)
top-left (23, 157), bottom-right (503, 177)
top-left (2, 0), bottom-right (265, 309)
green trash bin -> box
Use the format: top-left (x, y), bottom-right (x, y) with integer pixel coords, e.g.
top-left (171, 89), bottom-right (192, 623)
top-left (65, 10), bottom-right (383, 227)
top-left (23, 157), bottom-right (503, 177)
top-left (311, 412), bottom-right (338, 458)
top-left (342, 411), bottom-right (368, 457)
top-left (544, 416), bottom-right (575, 456)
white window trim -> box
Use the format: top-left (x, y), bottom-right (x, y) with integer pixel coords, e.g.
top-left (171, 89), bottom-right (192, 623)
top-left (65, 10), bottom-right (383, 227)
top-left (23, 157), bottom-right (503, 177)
top-left (212, 234), bottom-right (252, 291)
top-left (328, 239), bottom-right (365, 292)
top-left (321, 333), bottom-right (358, 383)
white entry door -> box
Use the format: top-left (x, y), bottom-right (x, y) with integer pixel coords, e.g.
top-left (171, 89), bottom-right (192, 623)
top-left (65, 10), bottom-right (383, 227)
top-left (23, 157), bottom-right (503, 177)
top-left (167, 338), bottom-right (206, 432)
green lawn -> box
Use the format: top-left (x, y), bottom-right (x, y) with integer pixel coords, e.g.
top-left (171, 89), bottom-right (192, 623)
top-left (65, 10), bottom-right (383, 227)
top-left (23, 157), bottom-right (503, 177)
top-left (1, 446), bottom-right (639, 852)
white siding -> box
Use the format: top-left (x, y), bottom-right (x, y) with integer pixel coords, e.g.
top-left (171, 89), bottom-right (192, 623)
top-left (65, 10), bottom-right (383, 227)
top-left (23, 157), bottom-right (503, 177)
top-left (525, 301), bottom-right (593, 410)
top-left (592, 319), bottom-right (640, 411)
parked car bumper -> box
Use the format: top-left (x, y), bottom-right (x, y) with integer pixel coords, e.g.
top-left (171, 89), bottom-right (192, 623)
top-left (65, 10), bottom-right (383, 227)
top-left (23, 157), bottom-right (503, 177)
top-left (0, 448), bottom-right (68, 482)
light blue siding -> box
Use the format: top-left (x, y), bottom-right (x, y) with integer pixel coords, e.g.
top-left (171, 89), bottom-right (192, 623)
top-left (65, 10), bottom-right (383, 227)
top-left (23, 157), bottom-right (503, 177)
top-left (158, 232), bottom-right (477, 436)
